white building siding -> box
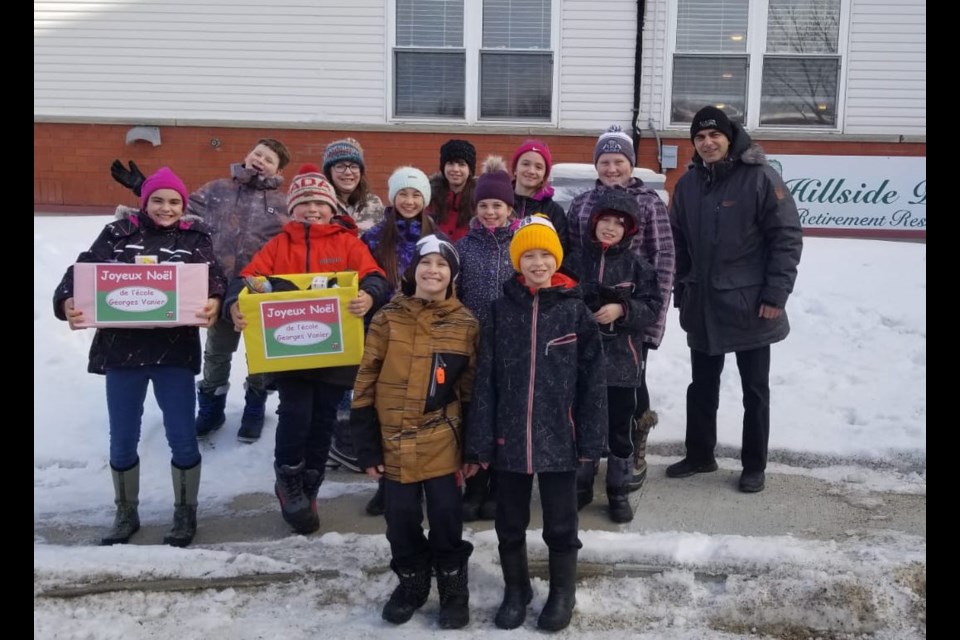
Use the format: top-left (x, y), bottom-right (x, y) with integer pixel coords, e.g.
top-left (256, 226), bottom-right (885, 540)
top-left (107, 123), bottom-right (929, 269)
top-left (558, 0), bottom-right (638, 131)
top-left (34, 0), bottom-right (388, 124)
top-left (843, 0), bottom-right (925, 135)
top-left (638, 0), bottom-right (668, 130)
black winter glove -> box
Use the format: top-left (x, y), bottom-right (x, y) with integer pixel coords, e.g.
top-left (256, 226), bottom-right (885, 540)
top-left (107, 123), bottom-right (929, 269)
top-left (110, 160), bottom-right (146, 197)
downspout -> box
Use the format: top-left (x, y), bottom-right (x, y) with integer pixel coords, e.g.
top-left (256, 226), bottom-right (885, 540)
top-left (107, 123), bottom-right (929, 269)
top-left (631, 0), bottom-right (646, 166)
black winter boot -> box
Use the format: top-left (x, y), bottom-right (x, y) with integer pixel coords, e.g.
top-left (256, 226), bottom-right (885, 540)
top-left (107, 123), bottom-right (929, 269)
top-left (495, 544), bottom-right (534, 629)
top-left (382, 558), bottom-right (432, 624)
top-left (163, 460), bottom-right (201, 547)
top-left (195, 385), bottom-right (228, 437)
top-left (101, 461), bottom-right (140, 545)
top-left (462, 468), bottom-right (489, 522)
top-left (436, 560), bottom-right (471, 629)
top-left (537, 550), bottom-right (578, 632)
top-left (302, 467), bottom-right (324, 517)
top-left (575, 460), bottom-right (596, 511)
top-left (274, 461), bottom-right (319, 534)
top-left (365, 477), bottom-right (386, 516)
top-left (605, 455), bottom-right (635, 523)
top-left (627, 410), bottom-right (657, 492)
top-left (237, 387), bottom-right (267, 443)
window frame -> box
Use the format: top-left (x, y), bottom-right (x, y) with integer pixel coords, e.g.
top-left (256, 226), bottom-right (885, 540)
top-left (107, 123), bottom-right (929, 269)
top-left (664, 0), bottom-right (851, 132)
top-left (387, 0), bottom-right (560, 125)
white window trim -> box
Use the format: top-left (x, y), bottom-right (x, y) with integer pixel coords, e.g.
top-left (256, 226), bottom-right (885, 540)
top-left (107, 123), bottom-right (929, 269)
top-left (662, 0), bottom-right (852, 133)
top-left (386, 0), bottom-right (560, 126)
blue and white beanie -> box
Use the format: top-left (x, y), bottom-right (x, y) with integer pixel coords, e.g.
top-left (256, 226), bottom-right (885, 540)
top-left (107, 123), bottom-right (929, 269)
top-left (593, 124), bottom-right (636, 167)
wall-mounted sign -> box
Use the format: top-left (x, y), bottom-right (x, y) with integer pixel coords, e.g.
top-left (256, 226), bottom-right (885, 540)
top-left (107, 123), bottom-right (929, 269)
top-left (767, 155), bottom-right (925, 236)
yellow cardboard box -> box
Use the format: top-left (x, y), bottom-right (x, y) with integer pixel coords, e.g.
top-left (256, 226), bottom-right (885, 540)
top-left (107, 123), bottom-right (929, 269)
top-left (238, 271), bottom-right (364, 374)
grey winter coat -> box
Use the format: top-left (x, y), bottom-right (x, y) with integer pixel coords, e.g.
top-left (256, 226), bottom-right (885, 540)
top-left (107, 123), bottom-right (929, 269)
top-left (187, 163), bottom-right (289, 281)
top-left (567, 178), bottom-right (674, 347)
top-left (465, 274), bottom-right (607, 474)
top-left (670, 123), bottom-right (802, 356)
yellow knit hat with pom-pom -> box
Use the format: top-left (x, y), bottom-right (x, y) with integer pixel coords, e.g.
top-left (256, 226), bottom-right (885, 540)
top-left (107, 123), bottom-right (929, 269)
top-left (509, 214), bottom-right (564, 272)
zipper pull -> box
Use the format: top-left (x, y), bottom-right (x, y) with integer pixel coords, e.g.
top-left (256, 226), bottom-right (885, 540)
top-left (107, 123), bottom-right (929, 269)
top-left (435, 366), bottom-right (446, 385)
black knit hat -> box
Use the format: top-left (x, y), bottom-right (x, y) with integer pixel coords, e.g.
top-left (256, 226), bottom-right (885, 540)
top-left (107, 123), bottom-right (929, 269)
top-left (439, 139), bottom-right (477, 177)
top-left (690, 106), bottom-right (734, 142)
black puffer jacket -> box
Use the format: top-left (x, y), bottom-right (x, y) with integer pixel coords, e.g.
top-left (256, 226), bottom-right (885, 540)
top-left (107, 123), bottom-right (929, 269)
top-left (53, 208), bottom-right (227, 375)
top-left (466, 274), bottom-right (607, 474)
top-left (670, 123), bottom-right (802, 355)
top-left (566, 211), bottom-right (661, 387)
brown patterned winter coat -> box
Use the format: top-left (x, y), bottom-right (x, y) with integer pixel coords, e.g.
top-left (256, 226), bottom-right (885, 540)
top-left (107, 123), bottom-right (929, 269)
top-left (350, 294), bottom-right (479, 483)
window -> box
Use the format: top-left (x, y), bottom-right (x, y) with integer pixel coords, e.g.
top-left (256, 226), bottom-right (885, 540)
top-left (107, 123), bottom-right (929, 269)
top-left (393, 0), bottom-right (555, 122)
top-left (670, 0), bottom-right (842, 128)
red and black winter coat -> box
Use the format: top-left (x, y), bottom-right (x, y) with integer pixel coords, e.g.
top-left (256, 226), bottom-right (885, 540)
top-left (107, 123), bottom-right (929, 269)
top-left (53, 208), bottom-right (227, 375)
top-left (566, 233), bottom-right (662, 388)
top-left (465, 273), bottom-right (607, 474)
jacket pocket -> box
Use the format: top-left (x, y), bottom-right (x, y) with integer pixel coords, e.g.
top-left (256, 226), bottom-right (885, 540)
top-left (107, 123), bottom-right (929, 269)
top-left (424, 352), bottom-right (470, 414)
top-left (544, 333), bottom-right (578, 356)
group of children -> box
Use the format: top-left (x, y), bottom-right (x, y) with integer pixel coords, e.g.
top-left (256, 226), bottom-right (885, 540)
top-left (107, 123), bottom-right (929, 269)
top-left (55, 129), bottom-right (665, 631)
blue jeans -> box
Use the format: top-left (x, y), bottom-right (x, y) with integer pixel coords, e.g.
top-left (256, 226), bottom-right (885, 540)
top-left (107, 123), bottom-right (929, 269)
top-left (105, 366), bottom-right (201, 469)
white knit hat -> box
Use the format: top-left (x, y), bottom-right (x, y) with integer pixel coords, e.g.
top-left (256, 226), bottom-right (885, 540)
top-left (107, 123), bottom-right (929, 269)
top-left (387, 166), bottom-right (432, 208)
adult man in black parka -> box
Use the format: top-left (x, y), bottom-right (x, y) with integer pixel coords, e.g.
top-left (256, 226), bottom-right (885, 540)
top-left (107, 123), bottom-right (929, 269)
top-left (667, 106), bottom-right (802, 493)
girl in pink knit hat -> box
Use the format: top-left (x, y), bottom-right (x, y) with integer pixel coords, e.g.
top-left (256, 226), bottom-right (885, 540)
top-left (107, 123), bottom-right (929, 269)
top-left (510, 139), bottom-right (569, 257)
top-left (53, 166), bottom-right (227, 549)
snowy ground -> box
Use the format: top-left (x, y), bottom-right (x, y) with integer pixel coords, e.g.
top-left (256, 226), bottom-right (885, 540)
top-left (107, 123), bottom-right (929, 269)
top-left (34, 215), bottom-right (925, 639)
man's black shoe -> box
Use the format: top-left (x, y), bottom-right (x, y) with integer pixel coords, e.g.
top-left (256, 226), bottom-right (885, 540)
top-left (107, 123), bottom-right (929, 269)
top-left (739, 470), bottom-right (765, 493)
top-left (665, 457), bottom-right (718, 478)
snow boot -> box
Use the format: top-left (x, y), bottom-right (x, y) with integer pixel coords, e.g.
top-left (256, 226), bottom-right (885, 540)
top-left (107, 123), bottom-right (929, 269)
top-left (576, 460), bottom-right (596, 511)
top-left (195, 384), bottom-right (228, 437)
top-left (274, 461), bottom-right (319, 534)
top-left (382, 556), bottom-right (432, 624)
top-left (163, 459), bottom-right (201, 547)
top-left (436, 555), bottom-right (471, 629)
top-left (237, 386), bottom-right (267, 443)
top-left (495, 543), bottom-right (534, 629)
top-left (462, 467), bottom-right (489, 522)
top-left (365, 477), bottom-right (386, 516)
top-left (302, 466), bottom-right (324, 517)
top-left (101, 460), bottom-right (140, 545)
top-left (627, 409), bottom-right (657, 492)
top-left (606, 455), bottom-right (635, 523)
top-left (537, 549), bottom-right (578, 632)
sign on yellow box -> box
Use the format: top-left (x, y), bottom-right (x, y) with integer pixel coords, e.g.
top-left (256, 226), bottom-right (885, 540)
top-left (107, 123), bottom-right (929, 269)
top-left (238, 271), bottom-right (364, 374)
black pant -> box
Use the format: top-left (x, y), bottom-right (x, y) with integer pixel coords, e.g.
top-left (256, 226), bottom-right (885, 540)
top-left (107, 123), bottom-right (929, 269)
top-left (607, 386), bottom-right (638, 459)
top-left (274, 376), bottom-right (347, 470)
top-left (384, 473), bottom-right (469, 570)
top-left (685, 346), bottom-right (771, 472)
top-left (633, 343), bottom-right (651, 418)
top-left (495, 470), bottom-right (582, 555)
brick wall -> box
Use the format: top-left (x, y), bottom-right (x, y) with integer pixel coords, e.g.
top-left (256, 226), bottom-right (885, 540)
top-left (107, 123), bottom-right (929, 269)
top-left (34, 122), bottom-right (925, 213)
